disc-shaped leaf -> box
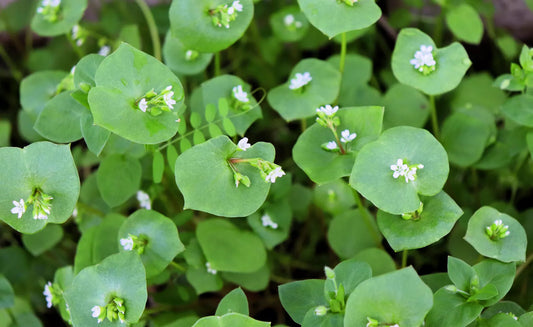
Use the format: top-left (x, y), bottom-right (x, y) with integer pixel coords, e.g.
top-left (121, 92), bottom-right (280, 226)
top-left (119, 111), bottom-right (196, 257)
top-left (0, 275), bottom-right (14, 309)
top-left (464, 206), bottom-right (527, 263)
top-left (73, 54), bottom-right (104, 90)
top-left (247, 200), bottom-right (292, 250)
top-left (350, 126), bottom-right (449, 215)
top-left (64, 252), bottom-right (147, 327)
top-left (473, 259), bottom-right (516, 306)
top-left (197, 219), bottom-right (266, 273)
top-left (118, 209), bottom-right (184, 278)
top-left (501, 94), bottom-right (533, 127)
top-left (279, 279), bottom-right (326, 324)
top-left (293, 106), bottom-right (383, 184)
top-left (297, 0), bottom-right (381, 38)
top-left (383, 84), bottom-right (429, 129)
top-left (445, 4), bottom-right (484, 44)
top-left (20, 70), bottom-right (67, 118)
top-left (30, 0), bottom-right (87, 37)
top-left (267, 59), bottom-right (341, 121)
top-left (192, 313), bottom-right (269, 327)
top-left (425, 288), bottom-right (483, 327)
top-left (0, 142), bottom-right (79, 234)
top-left (327, 54), bottom-right (373, 107)
top-left (392, 28), bottom-right (471, 95)
top-left (270, 6), bottom-right (309, 42)
top-left (175, 135), bottom-right (275, 217)
top-left (222, 264), bottom-right (270, 292)
top-left (163, 31), bottom-right (213, 75)
top-left (96, 154), bottom-right (141, 208)
top-left (88, 43), bottom-right (184, 144)
top-left (377, 191), bottom-right (463, 251)
top-left (344, 267), bottom-right (433, 327)
top-left (169, 0), bottom-right (254, 53)
top-left (21, 224), bottom-right (63, 256)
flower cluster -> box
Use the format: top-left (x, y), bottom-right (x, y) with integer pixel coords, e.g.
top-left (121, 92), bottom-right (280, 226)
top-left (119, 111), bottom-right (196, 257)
top-left (316, 105), bottom-right (357, 154)
top-left (11, 187), bottom-right (54, 220)
top-left (185, 49), bottom-right (199, 61)
top-left (261, 214), bottom-right (278, 229)
top-left (410, 45), bottom-right (436, 75)
top-left (98, 45), bottom-right (111, 57)
top-left (136, 190), bottom-right (151, 210)
top-left (289, 72), bottom-right (312, 90)
top-left (232, 84), bottom-right (252, 110)
top-left (283, 14), bottom-right (303, 31)
top-left (43, 281), bottom-right (62, 309)
top-left (338, 0), bottom-right (358, 6)
top-left (91, 297), bottom-right (126, 324)
top-left (120, 234), bottom-right (147, 254)
top-left (36, 0), bottom-right (61, 23)
top-left (136, 85), bottom-right (178, 116)
top-left (206, 262), bottom-right (217, 275)
top-left (485, 219), bottom-right (510, 241)
top-left (229, 155), bottom-right (285, 188)
top-left (210, 1), bottom-right (243, 29)
top-left (390, 159), bottom-right (424, 183)
top-left (71, 25), bottom-right (88, 47)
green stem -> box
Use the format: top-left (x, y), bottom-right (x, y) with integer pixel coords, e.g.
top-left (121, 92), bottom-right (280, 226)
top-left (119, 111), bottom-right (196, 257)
top-left (339, 32), bottom-right (347, 75)
top-left (300, 118), bottom-right (307, 132)
top-left (352, 190), bottom-right (382, 247)
top-left (433, 8), bottom-right (444, 46)
top-left (511, 151), bottom-right (529, 204)
top-left (0, 45), bottom-right (22, 82)
top-left (169, 261), bottom-right (186, 272)
top-left (134, 0), bottom-right (161, 61)
top-left (401, 250), bottom-right (408, 268)
top-left (429, 95), bottom-right (440, 139)
top-left (516, 252), bottom-right (533, 278)
top-left (214, 52), bottom-right (221, 76)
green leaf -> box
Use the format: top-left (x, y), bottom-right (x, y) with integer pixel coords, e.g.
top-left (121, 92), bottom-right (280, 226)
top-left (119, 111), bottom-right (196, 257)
top-left (425, 288), bottom-right (484, 327)
top-left (218, 98), bottom-right (230, 117)
top-left (20, 71), bottom-right (67, 118)
top-left (196, 219), bottom-right (266, 273)
top-left (270, 6), bottom-right (309, 42)
top-left (186, 266), bottom-right (224, 295)
top-left (215, 288), bottom-right (249, 316)
top-left (192, 130), bottom-right (206, 145)
top-left (450, 73), bottom-right (506, 115)
top-left (350, 126), bottom-right (449, 215)
top-left (464, 206), bottom-right (527, 262)
top-left (247, 200), bottom-right (292, 250)
top-left (392, 28), bottom-right (471, 95)
top-left (473, 259), bottom-right (516, 306)
top-left (279, 279), bottom-right (326, 324)
top-left (21, 224), bottom-right (63, 256)
top-left (331, 259), bottom-right (372, 295)
top-left (301, 310), bottom-right (344, 327)
top-left (0, 275), bottom-right (14, 309)
top-left (297, 0), bottom-right (381, 38)
top-left (221, 264), bottom-right (270, 292)
top-left (64, 252), bottom-right (147, 326)
top-left (208, 123), bottom-right (223, 138)
top-left (169, 0), bottom-right (254, 53)
top-left (118, 209), bottom-right (184, 278)
top-left (205, 104), bottom-right (217, 122)
top-left (268, 59), bottom-right (341, 121)
top-left (163, 31), bottom-right (213, 75)
top-left (0, 142), bottom-right (79, 234)
top-left (190, 112), bottom-right (203, 129)
top-left (327, 54), bottom-right (373, 107)
top-left (167, 145), bottom-right (179, 174)
top-left (293, 106), bottom-right (383, 184)
top-left (327, 209), bottom-right (381, 259)
top-left (30, 0), bottom-right (88, 37)
top-left (73, 54), bottom-right (104, 90)
top-left (175, 136), bottom-right (275, 217)
top-left (314, 180), bottom-right (356, 215)
top-left (96, 154), bottom-right (142, 207)
top-left (34, 91), bottom-right (86, 143)
top-left (152, 151), bottom-right (164, 184)
top-left (344, 267), bottom-right (433, 327)
top-left (180, 138), bottom-right (192, 153)
top-left (501, 94), bottom-right (533, 127)
top-left (222, 118), bottom-right (237, 137)
top-left (376, 191), bottom-right (463, 251)
top-left (352, 248), bottom-right (396, 276)
top-left (192, 313), bottom-right (269, 327)
top-left (447, 256), bottom-right (476, 292)
top-left (81, 114), bottom-right (110, 157)
top-left (445, 4), bottom-right (484, 44)
top-left (88, 43), bottom-right (184, 144)
top-left (383, 84), bottom-right (430, 129)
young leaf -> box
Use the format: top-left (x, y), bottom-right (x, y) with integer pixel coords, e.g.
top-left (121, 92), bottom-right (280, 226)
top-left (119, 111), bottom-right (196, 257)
top-left (215, 288), bottom-right (249, 316)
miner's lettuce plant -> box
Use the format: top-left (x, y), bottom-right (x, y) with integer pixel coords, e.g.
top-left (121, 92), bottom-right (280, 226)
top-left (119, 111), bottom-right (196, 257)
top-left (1, 0), bottom-right (533, 326)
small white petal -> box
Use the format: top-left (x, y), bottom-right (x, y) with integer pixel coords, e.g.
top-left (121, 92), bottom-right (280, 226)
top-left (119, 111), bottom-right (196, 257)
top-left (237, 137), bottom-right (251, 151)
top-left (91, 306), bottom-right (101, 318)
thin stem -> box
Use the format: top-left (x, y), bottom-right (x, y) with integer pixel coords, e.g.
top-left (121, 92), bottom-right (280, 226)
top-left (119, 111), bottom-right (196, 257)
top-left (0, 45), bottom-right (22, 82)
top-left (134, 0), bottom-right (161, 61)
top-left (339, 32), bottom-right (347, 75)
top-left (169, 261), bottom-right (186, 272)
top-left (352, 190), bottom-right (382, 247)
top-left (511, 150), bottom-right (529, 204)
top-left (401, 250), bottom-right (408, 268)
top-left (429, 95), bottom-right (440, 139)
top-left (300, 119), bottom-right (307, 132)
top-left (214, 52), bottom-right (221, 76)
top-left (516, 252), bottom-right (533, 278)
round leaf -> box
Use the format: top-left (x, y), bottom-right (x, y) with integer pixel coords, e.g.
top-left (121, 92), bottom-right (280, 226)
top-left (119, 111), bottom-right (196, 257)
top-left (0, 142), bottom-right (79, 234)
top-left (350, 126), bottom-right (449, 215)
top-left (20, 70), bottom-right (67, 118)
top-left (96, 154), bottom-right (141, 208)
top-left (464, 206), bottom-right (527, 262)
top-left (501, 94), bottom-right (533, 127)
top-left (297, 0), bottom-right (381, 38)
top-left (118, 209), bottom-right (185, 278)
top-left (270, 6), bottom-right (309, 42)
top-left (247, 200), bottom-right (292, 250)
top-left (169, 0), bottom-right (254, 53)
top-left (88, 43), bottom-right (184, 144)
top-left (163, 31), bottom-right (213, 76)
top-left (279, 279), bottom-right (326, 324)
top-left (21, 224), bottom-right (63, 256)
top-left (175, 135), bottom-right (275, 217)
top-left (425, 288), bottom-right (483, 327)
top-left (445, 4), bottom-right (484, 44)
top-left (383, 84), bottom-right (429, 129)
top-left (197, 218), bottom-right (266, 273)
top-left (30, 0), bottom-right (87, 37)
top-left (392, 28), bottom-right (471, 95)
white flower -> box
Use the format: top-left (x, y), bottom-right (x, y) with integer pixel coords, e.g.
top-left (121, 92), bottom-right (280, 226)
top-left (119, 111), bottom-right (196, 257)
top-left (35, 212), bottom-right (49, 220)
top-left (237, 137), bottom-right (251, 151)
top-left (11, 199), bottom-right (26, 219)
top-left (50, 0), bottom-right (60, 6)
top-left (98, 45), bottom-right (111, 56)
top-left (138, 98), bottom-right (148, 112)
top-left (71, 25), bottom-right (79, 38)
top-left (185, 50), bottom-right (196, 61)
top-left (289, 72), bottom-right (312, 90)
top-left (72, 207), bottom-right (78, 218)
top-left (326, 141), bottom-right (338, 150)
top-left (136, 190), bottom-right (151, 210)
top-left (316, 104), bottom-right (338, 117)
top-left (70, 65), bottom-right (76, 75)
top-left (232, 85), bottom-right (250, 103)
top-left (340, 129), bottom-right (356, 143)
top-left (91, 305), bottom-right (103, 322)
top-left (120, 236), bottom-right (134, 251)
top-left (164, 91), bottom-right (176, 109)
top-left (206, 262), bottom-right (217, 275)
top-left (410, 45), bottom-right (436, 72)
top-left (284, 14), bottom-right (295, 26)
top-left (261, 214), bottom-right (278, 229)
top-left (390, 159), bottom-right (409, 179)
top-left (231, 0), bottom-right (243, 12)
top-left (43, 282), bottom-right (53, 308)
top-left (265, 167), bottom-right (285, 183)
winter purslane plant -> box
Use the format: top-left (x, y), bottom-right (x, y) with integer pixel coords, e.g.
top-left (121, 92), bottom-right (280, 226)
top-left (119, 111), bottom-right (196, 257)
top-left (1, 0), bottom-right (533, 326)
